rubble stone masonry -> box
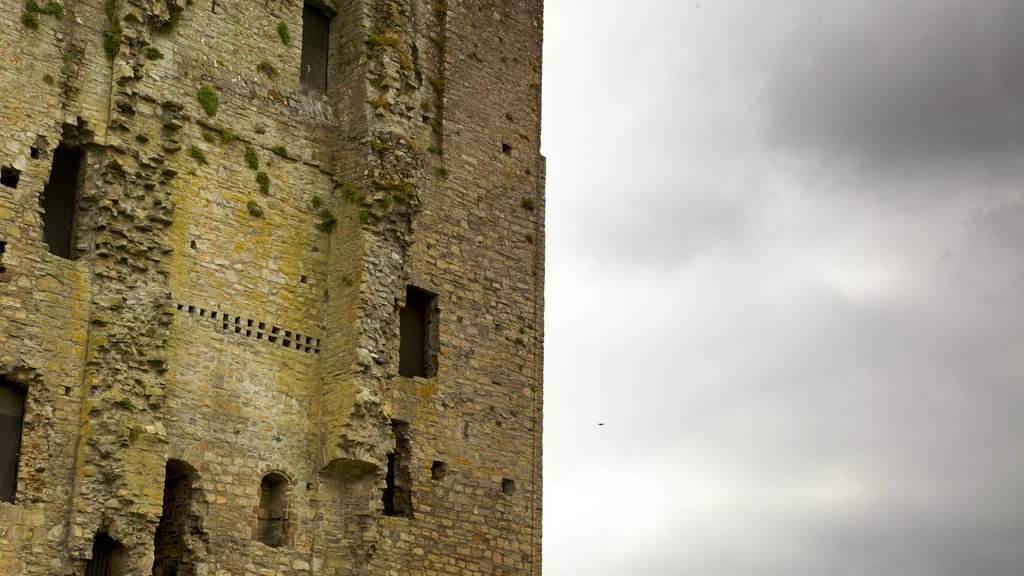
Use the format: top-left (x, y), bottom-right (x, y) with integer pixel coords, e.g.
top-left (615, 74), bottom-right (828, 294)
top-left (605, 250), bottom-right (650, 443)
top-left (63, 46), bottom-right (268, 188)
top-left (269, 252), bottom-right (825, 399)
top-left (0, 0), bottom-right (544, 574)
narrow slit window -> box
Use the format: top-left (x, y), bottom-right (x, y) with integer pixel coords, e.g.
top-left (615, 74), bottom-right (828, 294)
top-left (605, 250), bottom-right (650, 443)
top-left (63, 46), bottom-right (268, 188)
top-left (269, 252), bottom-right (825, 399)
top-left (382, 420), bottom-right (414, 518)
top-left (399, 286), bottom-right (439, 378)
top-left (40, 143), bottom-right (83, 259)
top-left (300, 3), bottom-right (330, 91)
top-left (0, 379), bottom-right (26, 503)
top-left (256, 472), bottom-right (289, 547)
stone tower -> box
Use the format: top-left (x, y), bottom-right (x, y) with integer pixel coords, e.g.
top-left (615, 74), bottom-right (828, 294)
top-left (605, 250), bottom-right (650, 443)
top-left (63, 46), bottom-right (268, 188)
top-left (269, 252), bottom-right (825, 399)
top-left (0, 0), bottom-right (544, 574)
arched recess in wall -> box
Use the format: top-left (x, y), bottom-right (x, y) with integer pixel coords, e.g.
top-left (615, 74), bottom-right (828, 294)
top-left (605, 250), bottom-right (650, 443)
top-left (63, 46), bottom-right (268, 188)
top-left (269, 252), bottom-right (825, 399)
top-left (152, 459), bottom-right (206, 576)
top-left (255, 471), bottom-right (291, 547)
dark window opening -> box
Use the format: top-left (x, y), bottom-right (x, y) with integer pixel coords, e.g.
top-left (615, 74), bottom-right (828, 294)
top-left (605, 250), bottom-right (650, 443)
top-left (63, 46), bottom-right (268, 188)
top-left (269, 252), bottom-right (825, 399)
top-left (300, 4), bottom-right (330, 91)
top-left (85, 532), bottom-right (124, 576)
top-left (430, 460), bottom-right (447, 481)
top-left (501, 142), bottom-right (512, 155)
top-left (257, 472), bottom-right (289, 547)
top-left (1, 166), bottom-right (20, 188)
top-left (153, 460), bottom-right (203, 576)
top-left (40, 143), bottom-right (84, 259)
top-left (399, 286), bottom-right (439, 378)
top-left (501, 478), bottom-right (515, 496)
top-left (0, 241), bottom-right (6, 274)
top-left (0, 379), bottom-right (26, 503)
top-left (382, 420), bottom-right (413, 517)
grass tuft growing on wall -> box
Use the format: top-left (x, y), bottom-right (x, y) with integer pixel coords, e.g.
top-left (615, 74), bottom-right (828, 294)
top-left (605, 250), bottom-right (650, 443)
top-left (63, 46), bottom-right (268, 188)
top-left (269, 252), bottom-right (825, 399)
top-left (277, 20), bottom-right (290, 45)
top-left (257, 60), bottom-right (279, 79)
top-left (103, 0), bottom-right (122, 59)
top-left (197, 84), bottom-right (219, 116)
top-left (188, 145), bottom-right (207, 164)
top-left (40, 1), bottom-right (64, 18)
top-left (244, 146), bottom-right (259, 170)
top-left (21, 10), bottom-right (40, 28)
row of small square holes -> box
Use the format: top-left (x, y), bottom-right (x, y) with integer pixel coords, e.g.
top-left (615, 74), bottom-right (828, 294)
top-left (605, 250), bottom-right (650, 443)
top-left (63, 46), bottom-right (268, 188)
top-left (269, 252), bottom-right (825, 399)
top-left (175, 303), bottom-right (321, 354)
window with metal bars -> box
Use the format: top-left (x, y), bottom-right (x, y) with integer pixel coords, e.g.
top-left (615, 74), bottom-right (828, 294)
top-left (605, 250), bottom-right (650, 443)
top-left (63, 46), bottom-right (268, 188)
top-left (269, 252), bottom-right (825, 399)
top-left (300, 4), bottom-right (329, 91)
top-left (84, 533), bottom-right (123, 576)
top-left (0, 378), bottom-right (25, 503)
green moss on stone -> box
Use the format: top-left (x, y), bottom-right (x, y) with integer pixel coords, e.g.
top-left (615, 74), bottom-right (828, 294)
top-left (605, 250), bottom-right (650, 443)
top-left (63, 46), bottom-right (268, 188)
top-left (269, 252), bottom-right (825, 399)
top-left (257, 60), bottom-right (279, 79)
top-left (244, 146), bottom-right (259, 170)
top-left (341, 182), bottom-right (365, 204)
top-left (197, 84), bottom-right (218, 116)
top-left (21, 10), bottom-right (40, 28)
top-left (157, 4), bottom-right (183, 33)
top-left (40, 1), bottom-right (64, 18)
top-left (188, 145), bottom-right (207, 164)
top-left (277, 20), bottom-right (290, 45)
top-left (103, 0), bottom-right (121, 59)
top-left (247, 200), bottom-right (264, 217)
top-left (316, 209), bottom-right (337, 232)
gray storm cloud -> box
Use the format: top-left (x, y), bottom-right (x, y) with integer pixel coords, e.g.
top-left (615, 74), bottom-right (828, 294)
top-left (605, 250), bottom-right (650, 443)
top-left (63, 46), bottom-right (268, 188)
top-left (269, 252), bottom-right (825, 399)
top-left (543, 0), bottom-right (1024, 575)
top-left (766, 0), bottom-right (1024, 168)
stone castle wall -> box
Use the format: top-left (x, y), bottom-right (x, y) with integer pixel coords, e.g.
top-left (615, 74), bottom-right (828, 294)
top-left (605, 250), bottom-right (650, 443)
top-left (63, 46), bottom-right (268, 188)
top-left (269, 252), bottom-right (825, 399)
top-left (0, 0), bottom-right (544, 574)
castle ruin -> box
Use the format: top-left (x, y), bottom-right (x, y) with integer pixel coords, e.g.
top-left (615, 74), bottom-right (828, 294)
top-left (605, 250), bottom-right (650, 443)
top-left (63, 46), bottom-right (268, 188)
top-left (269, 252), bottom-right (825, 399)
top-left (0, 0), bottom-right (544, 574)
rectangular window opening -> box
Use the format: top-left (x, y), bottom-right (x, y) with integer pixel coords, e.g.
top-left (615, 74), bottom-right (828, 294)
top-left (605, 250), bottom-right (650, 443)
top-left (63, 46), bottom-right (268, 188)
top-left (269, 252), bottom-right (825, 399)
top-left (40, 143), bottom-right (84, 259)
top-left (0, 379), bottom-right (26, 503)
top-left (300, 4), bottom-right (330, 92)
top-left (399, 286), bottom-right (439, 378)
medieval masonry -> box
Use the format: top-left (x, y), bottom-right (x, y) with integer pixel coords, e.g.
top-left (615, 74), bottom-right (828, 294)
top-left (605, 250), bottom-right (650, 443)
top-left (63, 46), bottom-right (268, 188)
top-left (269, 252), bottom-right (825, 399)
top-left (0, 0), bottom-right (544, 574)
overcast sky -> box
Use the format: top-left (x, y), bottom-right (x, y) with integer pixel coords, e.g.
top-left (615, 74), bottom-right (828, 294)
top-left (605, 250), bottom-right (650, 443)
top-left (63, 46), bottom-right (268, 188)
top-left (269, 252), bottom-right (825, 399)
top-left (541, 1), bottom-right (1024, 574)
